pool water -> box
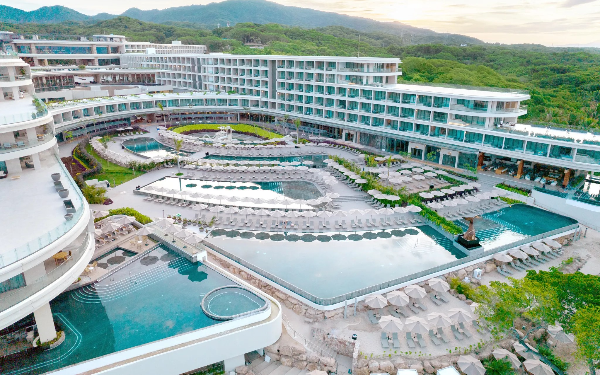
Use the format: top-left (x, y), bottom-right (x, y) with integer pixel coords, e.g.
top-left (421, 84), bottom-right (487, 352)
top-left (94, 248), bottom-right (136, 271)
top-left (145, 177), bottom-right (323, 208)
top-left (454, 204), bottom-right (577, 250)
top-left (205, 154), bottom-right (328, 167)
top-left (202, 287), bottom-right (267, 320)
top-left (207, 226), bottom-right (465, 300)
top-left (1, 245), bottom-right (257, 375)
top-left (123, 137), bottom-right (190, 159)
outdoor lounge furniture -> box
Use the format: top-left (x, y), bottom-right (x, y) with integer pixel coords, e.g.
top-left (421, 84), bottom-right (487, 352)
top-left (367, 311), bottom-right (379, 324)
top-left (437, 293), bottom-right (450, 303)
top-left (388, 307), bottom-right (401, 318)
top-left (497, 267), bottom-right (511, 277)
top-left (437, 327), bottom-right (450, 343)
top-left (451, 325), bottom-right (464, 340)
top-left (428, 330), bottom-right (441, 346)
top-left (381, 332), bottom-right (390, 349)
top-left (430, 294), bottom-right (442, 306)
top-left (416, 333), bottom-right (427, 347)
top-left (392, 332), bottom-right (401, 349)
top-left (408, 304), bottom-right (420, 314)
top-left (459, 322), bottom-right (473, 338)
top-left (415, 301), bottom-right (428, 311)
top-left (405, 332), bottom-right (416, 349)
top-left (499, 265), bottom-right (513, 275)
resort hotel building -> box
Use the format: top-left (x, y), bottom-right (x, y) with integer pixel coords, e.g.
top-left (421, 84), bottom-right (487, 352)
top-left (0, 37), bottom-right (596, 374)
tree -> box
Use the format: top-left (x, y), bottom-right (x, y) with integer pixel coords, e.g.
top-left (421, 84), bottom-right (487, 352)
top-left (293, 118), bottom-right (301, 144)
top-left (572, 306), bottom-right (600, 375)
top-left (82, 185), bottom-right (106, 204)
top-left (174, 139), bottom-right (184, 172)
top-left (482, 358), bottom-right (514, 375)
top-left (157, 102), bottom-right (167, 127)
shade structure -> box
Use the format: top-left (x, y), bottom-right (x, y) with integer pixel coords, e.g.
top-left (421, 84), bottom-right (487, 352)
top-left (103, 222), bottom-right (121, 232)
top-left (428, 202), bottom-right (444, 209)
top-left (424, 172), bottom-right (438, 177)
top-left (364, 294), bottom-right (388, 309)
top-left (137, 227), bottom-right (153, 236)
top-left (393, 206), bottom-right (408, 213)
top-left (175, 229), bottom-right (195, 239)
top-left (523, 360), bottom-right (554, 375)
top-left (94, 228), bottom-right (103, 237)
top-left (454, 198), bottom-right (469, 205)
top-left (494, 253), bottom-right (513, 263)
top-left (355, 179), bottom-right (367, 184)
top-left (428, 278), bottom-right (450, 293)
top-left (94, 210), bottom-right (110, 219)
top-left (547, 325), bottom-right (574, 343)
top-left (532, 242), bottom-right (553, 253)
top-left (448, 308), bottom-right (472, 323)
top-left (406, 205), bottom-right (422, 213)
top-left (154, 217), bottom-right (175, 227)
top-left (492, 348), bottom-right (521, 369)
top-left (457, 356), bottom-right (485, 375)
top-left (509, 249), bottom-right (529, 260)
top-left (419, 192), bottom-right (434, 199)
top-left (465, 196), bottom-right (480, 202)
top-left (442, 200), bottom-right (458, 207)
top-left (520, 246), bottom-right (540, 256)
top-left (404, 284), bottom-right (427, 299)
top-left (441, 188), bottom-right (456, 194)
top-left (542, 238), bottom-right (562, 249)
top-left (513, 342), bottom-right (537, 359)
top-left (431, 191), bottom-right (445, 197)
top-left (404, 316), bottom-right (429, 335)
top-left (427, 312), bottom-right (453, 328)
top-left (386, 290), bottom-right (410, 306)
top-left (378, 315), bottom-right (404, 332)
top-left (184, 234), bottom-right (203, 244)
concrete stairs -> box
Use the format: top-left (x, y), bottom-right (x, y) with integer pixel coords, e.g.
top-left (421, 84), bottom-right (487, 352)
top-left (249, 358), bottom-right (307, 375)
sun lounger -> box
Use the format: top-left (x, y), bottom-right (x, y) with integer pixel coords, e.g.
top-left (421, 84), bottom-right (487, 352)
top-left (459, 322), bottom-right (473, 338)
top-left (381, 332), bottom-right (390, 349)
top-left (367, 311), bottom-right (379, 324)
top-left (357, 219), bottom-right (364, 228)
top-left (392, 332), bottom-right (401, 349)
top-left (437, 293), bottom-right (450, 303)
top-left (388, 306), bottom-right (402, 318)
top-left (499, 265), bottom-right (513, 275)
top-left (408, 304), bottom-right (420, 315)
top-left (451, 325), bottom-right (464, 340)
top-left (437, 327), bottom-right (450, 343)
top-left (497, 268), bottom-right (511, 277)
top-left (430, 294), bottom-right (442, 306)
top-left (428, 330), bottom-right (441, 346)
top-left (351, 220), bottom-right (357, 228)
top-left (405, 332), bottom-right (416, 349)
top-left (416, 333), bottom-right (427, 348)
top-left (415, 301), bottom-right (428, 311)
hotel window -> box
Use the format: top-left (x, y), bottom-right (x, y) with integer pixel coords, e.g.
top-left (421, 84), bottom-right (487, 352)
top-left (430, 126), bottom-right (447, 138)
top-left (415, 123), bottom-right (429, 135)
top-left (386, 120), bottom-right (399, 131)
top-left (402, 93), bottom-right (416, 104)
top-left (325, 110), bottom-right (334, 118)
top-left (348, 113), bottom-right (358, 123)
top-left (388, 93), bottom-right (401, 103)
top-left (399, 121), bottom-right (414, 132)
top-left (433, 112), bottom-right (448, 124)
top-left (96, 47), bottom-right (108, 54)
top-left (337, 87), bottom-right (346, 96)
top-left (348, 101), bottom-right (358, 110)
top-left (373, 104), bottom-right (385, 114)
top-left (387, 106), bottom-right (400, 117)
top-left (361, 115), bottom-right (371, 125)
top-left (549, 145), bottom-right (573, 160)
top-left (525, 141), bottom-right (548, 156)
top-left (361, 102), bottom-right (372, 112)
top-left (456, 99), bottom-right (488, 112)
top-left (362, 90), bottom-right (373, 100)
top-left (417, 95), bottom-right (432, 107)
top-left (372, 117), bottom-right (384, 127)
top-left (416, 110), bottom-right (431, 121)
top-left (337, 100), bottom-right (346, 109)
top-left (36, 46), bottom-right (92, 54)
top-left (401, 108), bottom-right (414, 118)
top-left (348, 88), bottom-right (359, 98)
top-left (503, 138), bottom-right (524, 152)
top-left (326, 98), bottom-right (334, 107)
top-left (454, 114), bottom-right (486, 126)
top-left (433, 97), bottom-right (450, 108)
top-left (484, 135), bottom-right (504, 149)
top-left (464, 132), bottom-right (483, 144)
top-left (447, 129), bottom-right (465, 142)
top-left (374, 91), bottom-right (386, 100)
top-left (575, 149), bottom-right (600, 165)
top-left (337, 112), bottom-right (345, 121)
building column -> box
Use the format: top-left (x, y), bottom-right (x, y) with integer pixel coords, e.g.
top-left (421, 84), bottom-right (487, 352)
top-left (31, 153), bottom-right (42, 169)
top-left (33, 303), bottom-right (57, 343)
top-left (516, 160), bottom-right (524, 179)
top-left (477, 152), bottom-right (485, 170)
top-left (5, 158), bottom-right (22, 174)
top-left (563, 169), bottom-right (571, 188)
top-left (224, 354), bottom-right (245, 372)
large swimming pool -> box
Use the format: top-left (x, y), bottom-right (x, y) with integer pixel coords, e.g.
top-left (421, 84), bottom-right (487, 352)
top-left (123, 137), bottom-right (190, 159)
top-left (145, 177), bottom-right (323, 208)
top-left (1, 245), bottom-right (260, 375)
top-left (205, 154), bottom-right (328, 167)
top-left (454, 204), bottom-right (577, 250)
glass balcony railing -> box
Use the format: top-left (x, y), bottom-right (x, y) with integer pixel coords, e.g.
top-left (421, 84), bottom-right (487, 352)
top-left (0, 233), bottom-right (91, 313)
top-left (0, 133), bottom-right (55, 154)
top-left (0, 157), bottom-right (86, 269)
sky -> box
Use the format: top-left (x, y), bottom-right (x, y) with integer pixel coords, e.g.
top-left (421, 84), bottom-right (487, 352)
top-left (8, 0), bottom-right (600, 46)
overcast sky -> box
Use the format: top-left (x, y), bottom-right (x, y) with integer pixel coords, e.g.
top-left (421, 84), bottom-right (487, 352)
top-left (9, 0), bottom-right (600, 46)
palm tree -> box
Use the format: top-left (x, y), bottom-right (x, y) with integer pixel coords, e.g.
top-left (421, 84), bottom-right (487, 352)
top-left (174, 139), bottom-right (183, 172)
top-left (293, 118), bottom-right (301, 144)
top-left (157, 102), bottom-right (166, 128)
top-left (386, 155), bottom-right (393, 177)
top-left (283, 114), bottom-right (290, 135)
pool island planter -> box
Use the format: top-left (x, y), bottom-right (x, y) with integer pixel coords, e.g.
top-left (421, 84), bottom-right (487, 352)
top-left (63, 199), bottom-right (76, 213)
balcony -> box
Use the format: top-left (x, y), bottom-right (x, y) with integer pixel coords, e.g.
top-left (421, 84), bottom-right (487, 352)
top-left (449, 104), bottom-right (488, 113)
top-left (0, 132), bottom-right (55, 155)
top-left (0, 96), bottom-right (48, 125)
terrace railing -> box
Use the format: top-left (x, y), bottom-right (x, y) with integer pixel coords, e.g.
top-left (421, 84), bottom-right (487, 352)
top-left (203, 223), bottom-right (578, 306)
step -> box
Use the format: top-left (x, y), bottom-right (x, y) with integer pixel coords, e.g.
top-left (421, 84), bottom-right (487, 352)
top-left (283, 368), bottom-right (302, 375)
top-left (269, 365), bottom-right (292, 375)
top-left (250, 359), bottom-right (267, 372)
top-left (258, 362), bottom-right (281, 375)
top-left (298, 370), bottom-right (308, 375)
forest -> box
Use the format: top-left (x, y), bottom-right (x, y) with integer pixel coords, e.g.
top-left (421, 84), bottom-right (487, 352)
top-left (3, 17), bottom-right (600, 130)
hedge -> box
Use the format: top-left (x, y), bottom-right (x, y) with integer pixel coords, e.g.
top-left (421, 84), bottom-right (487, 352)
top-left (445, 170), bottom-right (478, 181)
top-left (495, 183), bottom-right (531, 196)
top-left (72, 138), bottom-right (102, 187)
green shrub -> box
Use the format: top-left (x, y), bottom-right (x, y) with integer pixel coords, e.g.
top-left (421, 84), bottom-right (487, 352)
top-left (537, 345), bottom-right (569, 371)
top-left (82, 185), bottom-right (106, 204)
top-left (495, 183), bottom-right (531, 196)
top-left (482, 358), bottom-right (514, 375)
top-left (449, 277), bottom-right (478, 300)
top-left (498, 197), bottom-right (524, 205)
top-left (94, 207), bottom-right (153, 224)
top-left (171, 124), bottom-right (283, 139)
top-left (445, 170), bottom-right (478, 181)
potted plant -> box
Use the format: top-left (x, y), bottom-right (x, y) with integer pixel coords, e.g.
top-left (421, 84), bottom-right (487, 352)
top-left (51, 173), bottom-right (61, 181)
top-left (58, 188), bottom-right (69, 198)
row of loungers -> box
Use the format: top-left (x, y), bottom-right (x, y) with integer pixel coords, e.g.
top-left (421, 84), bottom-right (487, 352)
top-left (496, 243), bottom-right (564, 278)
top-left (445, 201), bottom-right (505, 220)
top-left (213, 217), bottom-right (423, 231)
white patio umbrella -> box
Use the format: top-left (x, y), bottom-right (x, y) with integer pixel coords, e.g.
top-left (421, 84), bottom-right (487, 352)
top-left (448, 308), bottom-right (473, 323)
top-left (509, 249), bottom-right (529, 260)
top-left (413, 175), bottom-right (426, 181)
top-left (469, 302), bottom-right (480, 313)
top-left (542, 238), bottom-right (562, 250)
top-left (113, 216), bottom-right (134, 225)
top-left (465, 196), bottom-right (480, 202)
top-left (547, 325), bottom-right (574, 343)
top-left (413, 168), bottom-right (424, 173)
top-left (494, 253), bottom-right (513, 263)
top-left (442, 200), bottom-right (458, 207)
top-left (184, 234), bottom-right (204, 245)
top-left (94, 210), bottom-right (110, 219)
top-left (103, 222), bottom-right (121, 232)
top-left (355, 179), bottom-right (367, 184)
top-left (406, 205), bottom-right (422, 213)
top-left (452, 186), bottom-right (467, 192)
top-left (364, 294), bottom-right (388, 309)
top-left (523, 360), bottom-right (554, 375)
top-left (457, 356), bottom-right (485, 375)
top-left (427, 312), bottom-right (453, 328)
top-left (424, 172), bottom-right (438, 177)
top-left (431, 191), bottom-right (445, 197)
top-left (393, 206), bottom-right (408, 213)
top-left (492, 348), bottom-right (521, 369)
top-left (175, 229), bottom-right (195, 239)
top-left (532, 242), bottom-right (553, 253)
top-left (454, 198), bottom-right (469, 205)
top-left (94, 228), bottom-right (103, 237)
top-left (404, 285), bottom-right (427, 299)
top-left (271, 210), bottom-right (286, 217)
top-left (317, 211), bottom-right (334, 218)
top-left (520, 246), bottom-right (540, 256)
top-left (441, 188), bottom-right (456, 194)
top-left (285, 211), bottom-right (300, 217)
top-left (378, 316), bottom-right (404, 332)
top-left (428, 202), bottom-right (444, 209)
top-left (404, 316), bottom-right (429, 335)
top-left (428, 278), bottom-right (450, 293)
top-left (513, 342), bottom-right (537, 359)
top-left (386, 290), bottom-right (410, 306)
top-left (154, 217), bottom-right (175, 227)
top-left (255, 209), bottom-right (270, 216)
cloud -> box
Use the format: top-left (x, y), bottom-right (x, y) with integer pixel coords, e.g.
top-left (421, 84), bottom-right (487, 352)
top-left (562, 0), bottom-right (597, 7)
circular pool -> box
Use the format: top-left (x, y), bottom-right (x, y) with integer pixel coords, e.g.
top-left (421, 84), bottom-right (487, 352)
top-left (201, 286), bottom-right (268, 320)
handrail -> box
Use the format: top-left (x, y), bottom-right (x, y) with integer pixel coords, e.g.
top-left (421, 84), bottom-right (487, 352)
top-left (203, 223), bottom-right (578, 306)
top-left (0, 156), bottom-right (86, 269)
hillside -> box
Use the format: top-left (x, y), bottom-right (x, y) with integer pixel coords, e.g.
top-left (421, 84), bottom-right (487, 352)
top-left (0, 0), bottom-right (481, 46)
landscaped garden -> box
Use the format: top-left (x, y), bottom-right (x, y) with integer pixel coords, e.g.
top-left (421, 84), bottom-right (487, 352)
top-left (82, 142), bottom-right (144, 186)
top-left (171, 123), bottom-right (284, 140)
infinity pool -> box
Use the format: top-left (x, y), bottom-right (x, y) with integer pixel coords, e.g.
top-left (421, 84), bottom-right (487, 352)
top-left (145, 177), bottom-right (323, 208)
top-left (1, 245), bottom-right (259, 375)
top-left (123, 137), bottom-right (191, 159)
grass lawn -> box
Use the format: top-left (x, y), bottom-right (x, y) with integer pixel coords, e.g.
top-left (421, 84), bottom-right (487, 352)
top-left (171, 123), bottom-right (283, 139)
top-left (84, 144), bottom-right (144, 186)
